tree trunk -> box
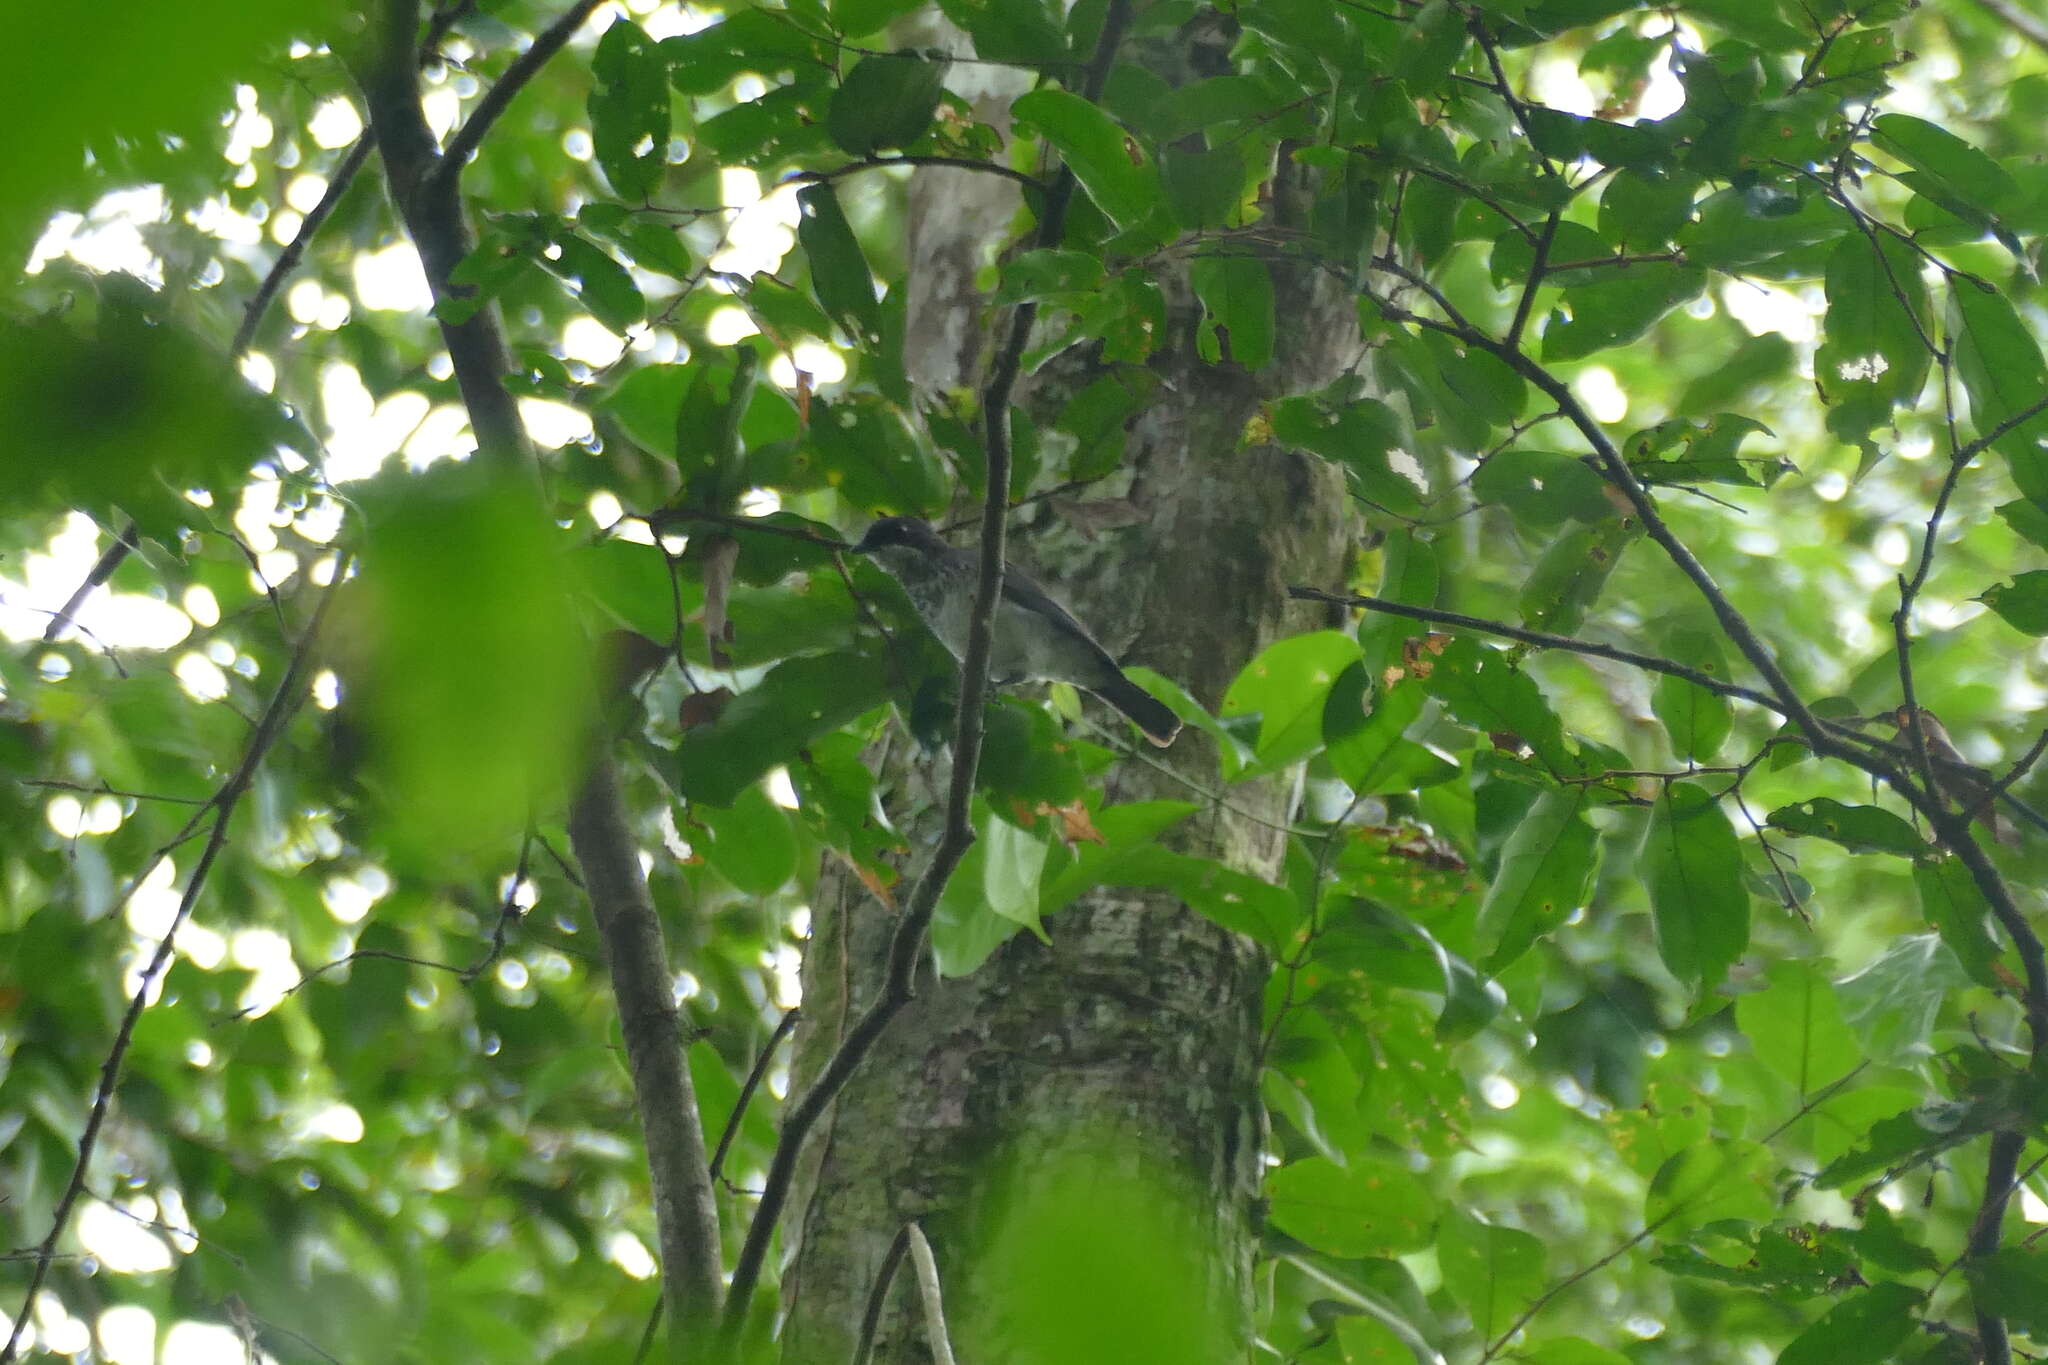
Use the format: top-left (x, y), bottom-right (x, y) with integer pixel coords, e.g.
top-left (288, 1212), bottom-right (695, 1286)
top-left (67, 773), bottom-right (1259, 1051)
top-left (778, 28), bottom-right (1359, 1363)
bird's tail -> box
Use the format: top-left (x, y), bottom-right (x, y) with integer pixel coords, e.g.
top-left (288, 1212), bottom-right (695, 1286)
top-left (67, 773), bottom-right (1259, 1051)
top-left (1094, 673), bottom-right (1182, 747)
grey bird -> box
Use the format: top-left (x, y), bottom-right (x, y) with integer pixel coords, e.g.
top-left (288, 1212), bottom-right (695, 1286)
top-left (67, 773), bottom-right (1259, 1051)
top-left (1881, 705), bottom-right (2019, 846)
top-left (851, 516), bottom-right (1182, 747)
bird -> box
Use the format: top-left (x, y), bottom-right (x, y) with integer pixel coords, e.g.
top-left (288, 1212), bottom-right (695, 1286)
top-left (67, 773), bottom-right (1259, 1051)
top-left (850, 515), bottom-right (1182, 747)
top-left (1882, 706), bottom-right (2019, 846)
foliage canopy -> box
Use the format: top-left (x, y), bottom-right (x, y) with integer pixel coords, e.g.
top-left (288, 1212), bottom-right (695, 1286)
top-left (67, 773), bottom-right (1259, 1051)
top-left (7, 0), bottom-right (2048, 1362)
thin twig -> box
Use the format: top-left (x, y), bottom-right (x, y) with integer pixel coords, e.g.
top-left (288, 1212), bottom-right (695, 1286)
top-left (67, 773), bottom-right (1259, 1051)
top-left (14, 778), bottom-right (208, 806)
top-left (435, 0), bottom-right (606, 182)
top-left (707, 1007), bottom-right (801, 1183)
top-left (233, 136), bottom-right (376, 356)
top-left (1286, 587), bottom-right (1784, 713)
top-left (789, 154), bottom-right (1048, 200)
top-left (851, 1228), bottom-right (913, 1365)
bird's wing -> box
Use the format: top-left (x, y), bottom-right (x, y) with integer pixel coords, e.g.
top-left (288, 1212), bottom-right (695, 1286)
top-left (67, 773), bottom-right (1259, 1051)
top-left (998, 565), bottom-right (1119, 666)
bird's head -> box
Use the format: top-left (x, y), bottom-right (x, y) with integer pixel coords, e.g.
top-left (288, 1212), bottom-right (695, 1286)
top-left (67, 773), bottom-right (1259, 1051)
top-left (851, 515), bottom-right (949, 558)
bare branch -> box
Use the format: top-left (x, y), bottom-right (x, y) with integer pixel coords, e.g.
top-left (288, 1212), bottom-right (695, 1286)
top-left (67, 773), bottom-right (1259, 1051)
top-left (1286, 586), bottom-right (1785, 712)
top-left (435, 0), bottom-right (605, 183)
top-left (707, 1007), bottom-right (801, 1184)
top-left (569, 758), bottom-right (725, 1343)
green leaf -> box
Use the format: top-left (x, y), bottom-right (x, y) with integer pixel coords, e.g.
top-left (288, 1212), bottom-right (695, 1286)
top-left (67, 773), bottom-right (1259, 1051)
top-left (1220, 630), bottom-right (1362, 774)
top-left (935, 0), bottom-right (1067, 64)
top-left (1950, 283), bottom-right (2048, 509)
top-left (1644, 782), bottom-right (1749, 991)
top-left (540, 232), bottom-right (644, 333)
top-left (1517, 518), bottom-right (1636, 636)
top-left (797, 183), bottom-right (884, 343)
top-left (1598, 169), bottom-right (1699, 247)
top-left (1418, 329), bottom-right (1526, 427)
top-left (1334, 1314), bottom-right (1412, 1365)
top-left (806, 395), bottom-right (947, 514)
top-left (1652, 627), bottom-right (1730, 761)
top-left (996, 248), bottom-right (1106, 303)
top-left (1267, 1006), bottom-right (1371, 1158)
top-left (830, 0), bottom-right (928, 34)
top-left (1775, 1282), bottom-right (1921, 1365)
top-left (1834, 934), bottom-right (1968, 1064)
top-left (1012, 87), bottom-right (1157, 228)
top-left (1913, 856), bottom-right (2004, 988)
top-left (1436, 1213), bottom-right (1545, 1341)
top-left (1269, 394), bottom-right (1420, 516)
top-left (673, 649), bottom-right (890, 806)
top-left (1643, 1139), bottom-right (1773, 1237)
top-left (351, 468), bottom-right (591, 860)
top-left (1390, 0), bottom-right (1467, 90)
top-left (1965, 1249), bottom-right (2048, 1334)
top-left (1423, 637), bottom-right (1572, 772)
top-left (1325, 672), bottom-right (1434, 793)
top-left (1676, 332), bottom-right (1797, 415)
top-left (578, 539), bottom-right (683, 641)
top-left (1976, 570), bottom-right (2048, 634)
top-left (1734, 959), bottom-right (1862, 1094)
top-left (1266, 1156), bottom-right (1438, 1258)
top-left (1870, 114), bottom-right (2016, 213)
top-left (1542, 262), bottom-right (1706, 362)
top-left (932, 835), bottom-right (1023, 977)
top-left (1815, 1096), bottom-right (1997, 1190)
top-left (826, 52), bottom-right (948, 156)
top-left (1997, 498), bottom-right (2048, 550)
top-left (1624, 414), bottom-right (1788, 489)
top-left (1160, 144), bottom-right (1244, 231)
top-left (1356, 530), bottom-right (1440, 683)
top-left (1814, 234), bottom-right (1931, 449)
top-left (588, 19), bottom-right (669, 201)
top-left (983, 810), bottom-right (1050, 940)
top-left (694, 781), bottom-right (798, 895)
top-left (1470, 451), bottom-right (1610, 530)
top-left (1475, 787), bottom-right (1597, 969)
top-left (1764, 798), bottom-right (1927, 858)
top-left (1522, 1341), bottom-right (1633, 1365)
top-left (1188, 255), bottom-right (1274, 369)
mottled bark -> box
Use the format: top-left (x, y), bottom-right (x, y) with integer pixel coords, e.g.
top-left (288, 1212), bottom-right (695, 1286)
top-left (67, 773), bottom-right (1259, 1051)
top-left (779, 21), bottom-right (1359, 1362)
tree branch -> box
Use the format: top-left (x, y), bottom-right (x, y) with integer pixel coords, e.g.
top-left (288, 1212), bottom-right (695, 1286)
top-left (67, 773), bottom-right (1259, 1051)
top-left (1286, 586), bottom-right (1787, 713)
top-left (851, 1228), bottom-right (913, 1365)
top-left (567, 759), bottom-right (724, 1351)
top-left (434, 0), bottom-right (605, 183)
top-left (352, 0), bottom-right (535, 476)
top-left (707, 1007), bottom-right (800, 1184)
top-left (0, 571), bottom-right (343, 1365)
top-left (233, 134), bottom-right (376, 356)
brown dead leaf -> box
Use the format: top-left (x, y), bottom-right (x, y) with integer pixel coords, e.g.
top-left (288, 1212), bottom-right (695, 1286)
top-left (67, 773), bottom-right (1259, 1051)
top-left (677, 686), bottom-right (734, 731)
top-left (1045, 798), bottom-right (1106, 846)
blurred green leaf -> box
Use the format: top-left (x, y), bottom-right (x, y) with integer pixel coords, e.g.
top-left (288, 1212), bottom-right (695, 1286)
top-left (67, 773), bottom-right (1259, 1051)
top-left (588, 20), bottom-right (669, 201)
top-left (1013, 87), bottom-right (1158, 228)
top-left (1267, 1155), bottom-right (1438, 1258)
top-left (827, 52), bottom-right (948, 156)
